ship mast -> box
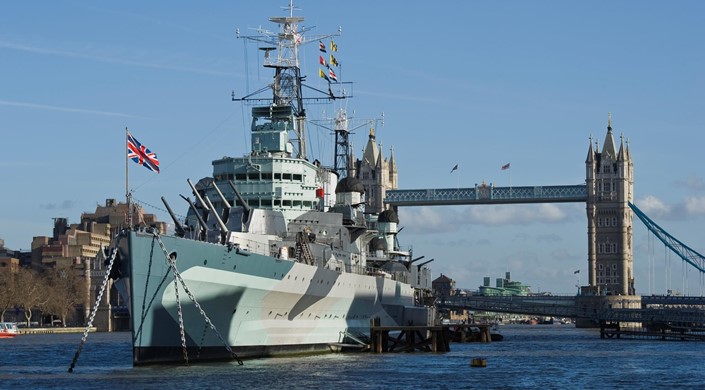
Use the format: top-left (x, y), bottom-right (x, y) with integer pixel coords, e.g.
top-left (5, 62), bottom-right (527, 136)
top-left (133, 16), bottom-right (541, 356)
top-left (234, 3), bottom-right (342, 161)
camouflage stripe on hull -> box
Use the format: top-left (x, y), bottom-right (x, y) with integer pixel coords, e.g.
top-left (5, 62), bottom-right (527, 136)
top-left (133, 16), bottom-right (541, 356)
top-left (116, 231), bottom-right (415, 365)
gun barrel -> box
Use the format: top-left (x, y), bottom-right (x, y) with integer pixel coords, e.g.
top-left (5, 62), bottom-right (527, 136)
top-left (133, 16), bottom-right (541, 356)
top-left (212, 181), bottom-right (232, 209)
top-left (161, 196), bottom-right (185, 237)
top-left (204, 195), bottom-right (229, 243)
top-left (228, 180), bottom-right (250, 213)
top-left (180, 194), bottom-right (208, 235)
top-left (187, 178), bottom-right (210, 211)
top-left (417, 259), bottom-right (434, 268)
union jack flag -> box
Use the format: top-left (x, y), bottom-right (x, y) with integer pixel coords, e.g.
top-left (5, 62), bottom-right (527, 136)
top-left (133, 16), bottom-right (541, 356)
top-left (127, 131), bottom-right (160, 173)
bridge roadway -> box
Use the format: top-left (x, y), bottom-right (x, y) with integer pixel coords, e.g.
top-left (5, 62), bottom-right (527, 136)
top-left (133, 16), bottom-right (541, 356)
top-left (438, 295), bottom-right (705, 325)
top-left (385, 184), bottom-right (587, 206)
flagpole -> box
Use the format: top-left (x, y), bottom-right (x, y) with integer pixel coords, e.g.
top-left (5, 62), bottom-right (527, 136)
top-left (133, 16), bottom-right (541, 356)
top-left (509, 166), bottom-right (512, 198)
top-left (126, 127), bottom-right (131, 227)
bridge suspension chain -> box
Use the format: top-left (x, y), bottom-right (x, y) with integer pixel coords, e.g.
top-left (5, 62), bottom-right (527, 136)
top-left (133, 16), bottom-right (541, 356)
top-left (629, 201), bottom-right (705, 274)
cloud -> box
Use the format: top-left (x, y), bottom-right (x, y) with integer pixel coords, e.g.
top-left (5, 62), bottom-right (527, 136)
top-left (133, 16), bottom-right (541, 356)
top-left (684, 196), bottom-right (705, 214)
top-left (674, 174), bottom-right (705, 191)
top-left (635, 195), bottom-right (671, 218)
top-left (463, 204), bottom-right (569, 225)
top-left (399, 204), bottom-right (572, 234)
top-left (0, 100), bottom-right (140, 118)
top-left (0, 40), bottom-right (233, 77)
top-left (40, 200), bottom-right (75, 210)
top-left (634, 194), bottom-right (705, 220)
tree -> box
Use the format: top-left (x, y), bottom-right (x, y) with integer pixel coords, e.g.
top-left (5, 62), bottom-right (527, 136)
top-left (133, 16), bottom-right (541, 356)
top-left (0, 271), bottom-right (18, 322)
top-left (15, 268), bottom-right (48, 327)
top-left (43, 265), bottom-right (85, 326)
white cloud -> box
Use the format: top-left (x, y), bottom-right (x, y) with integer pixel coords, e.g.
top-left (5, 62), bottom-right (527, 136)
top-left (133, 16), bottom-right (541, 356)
top-left (684, 196), bottom-right (705, 215)
top-left (674, 174), bottom-right (705, 191)
top-left (462, 204), bottom-right (568, 225)
top-left (635, 195), bottom-right (670, 217)
top-left (0, 40), bottom-right (232, 77)
top-left (399, 203), bottom-right (573, 234)
top-left (0, 100), bottom-right (140, 118)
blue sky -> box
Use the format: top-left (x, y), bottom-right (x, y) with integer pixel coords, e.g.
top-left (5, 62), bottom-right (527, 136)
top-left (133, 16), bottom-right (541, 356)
top-left (1, 1), bottom-right (704, 295)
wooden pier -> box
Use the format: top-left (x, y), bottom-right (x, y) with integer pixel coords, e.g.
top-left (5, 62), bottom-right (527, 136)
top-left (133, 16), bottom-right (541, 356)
top-left (369, 319), bottom-right (493, 353)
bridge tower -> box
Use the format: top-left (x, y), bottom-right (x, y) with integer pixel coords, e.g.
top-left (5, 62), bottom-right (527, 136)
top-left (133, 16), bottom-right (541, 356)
top-left (355, 127), bottom-right (398, 214)
top-left (585, 114), bottom-right (635, 295)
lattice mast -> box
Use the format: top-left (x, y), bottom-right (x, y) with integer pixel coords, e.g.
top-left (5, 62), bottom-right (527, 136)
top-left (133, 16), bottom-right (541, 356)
top-left (234, 2), bottom-right (341, 160)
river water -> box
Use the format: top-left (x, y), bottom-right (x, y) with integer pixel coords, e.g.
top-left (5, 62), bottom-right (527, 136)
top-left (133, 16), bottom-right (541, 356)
top-left (1, 325), bottom-right (701, 389)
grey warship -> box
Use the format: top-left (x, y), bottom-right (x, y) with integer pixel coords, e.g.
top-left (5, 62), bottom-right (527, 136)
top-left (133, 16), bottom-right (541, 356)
top-left (109, 5), bottom-right (434, 365)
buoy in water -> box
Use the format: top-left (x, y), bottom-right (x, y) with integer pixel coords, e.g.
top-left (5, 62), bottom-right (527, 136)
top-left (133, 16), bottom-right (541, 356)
top-left (470, 357), bottom-right (487, 367)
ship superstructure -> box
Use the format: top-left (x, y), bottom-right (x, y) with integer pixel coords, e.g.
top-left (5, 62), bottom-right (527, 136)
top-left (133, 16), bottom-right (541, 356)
top-left (110, 5), bottom-right (433, 365)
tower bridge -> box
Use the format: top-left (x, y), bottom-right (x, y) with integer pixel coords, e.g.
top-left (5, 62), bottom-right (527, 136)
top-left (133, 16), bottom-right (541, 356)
top-left (379, 116), bottom-right (705, 327)
top-left (386, 115), bottom-right (636, 297)
top-left (385, 184), bottom-right (587, 206)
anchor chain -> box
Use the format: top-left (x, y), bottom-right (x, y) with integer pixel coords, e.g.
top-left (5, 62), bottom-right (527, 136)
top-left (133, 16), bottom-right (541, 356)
top-left (153, 232), bottom-right (243, 365)
top-left (169, 253), bottom-right (189, 365)
top-left (68, 245), bottom-right (119, 373)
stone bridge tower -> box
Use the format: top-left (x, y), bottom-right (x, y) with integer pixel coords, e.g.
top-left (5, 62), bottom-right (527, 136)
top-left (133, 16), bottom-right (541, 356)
top-left (585, 114), bottom-right (635, 295)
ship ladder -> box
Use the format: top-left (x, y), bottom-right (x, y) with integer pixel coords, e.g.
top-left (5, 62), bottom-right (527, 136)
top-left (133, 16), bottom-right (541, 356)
top-left (295, 231), bottom-right (315, 265)
top-left (153, 232), bottom-right (244, 365)
top-left (68, 244), bottom-right (119, 372)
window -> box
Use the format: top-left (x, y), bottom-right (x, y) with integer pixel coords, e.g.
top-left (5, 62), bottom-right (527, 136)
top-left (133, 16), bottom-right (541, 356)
top-left (274, 173), bottom-right (282, 180)
top-left (235, 173), bottom-right (246, 181)
top-left (283, 173), bottom-right (292, 180)
top-left (248, 173), bottom-right (259, 180)
top-left (262, 173), bottom-right (272, 180)
top-left (598, 218), bottom-right (603, 227)
top-left (293, 174), bottom-right (302, 181)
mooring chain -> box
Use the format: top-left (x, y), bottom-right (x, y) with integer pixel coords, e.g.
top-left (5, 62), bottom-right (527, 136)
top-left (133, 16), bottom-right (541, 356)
top-left (153, 232), bottom-right (244, 365)
top-left (68, 245), bottom-right (119, 373)
top-left (136, 236), bottom-right (158, 347)
top-left (170, 258), bottom-right (190, 365)
top-left (132, 271), bottom-right (170, 343)
top-left (196, 322), bottom-right (209, 359)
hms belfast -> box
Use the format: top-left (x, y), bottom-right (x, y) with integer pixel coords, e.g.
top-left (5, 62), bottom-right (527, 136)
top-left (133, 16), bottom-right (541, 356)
top-left (107, 5), bottom-right (434, 365)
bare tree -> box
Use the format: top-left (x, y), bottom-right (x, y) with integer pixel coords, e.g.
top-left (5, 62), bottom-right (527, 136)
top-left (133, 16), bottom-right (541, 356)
top-left (43, 265), bottom-right (85, 326)
top-left (0, 271), bottom-right (17, 322)
top-left (15, 268), bottom-right (48, 327)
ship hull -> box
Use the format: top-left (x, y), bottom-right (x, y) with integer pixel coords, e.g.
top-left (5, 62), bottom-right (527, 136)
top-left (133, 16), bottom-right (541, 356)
top-left (115, 231), bottom-right (418, 365)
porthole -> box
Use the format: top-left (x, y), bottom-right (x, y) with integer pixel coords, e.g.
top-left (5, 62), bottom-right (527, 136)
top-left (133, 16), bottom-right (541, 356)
top-left (203, 259), bottom-right (208, 265)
